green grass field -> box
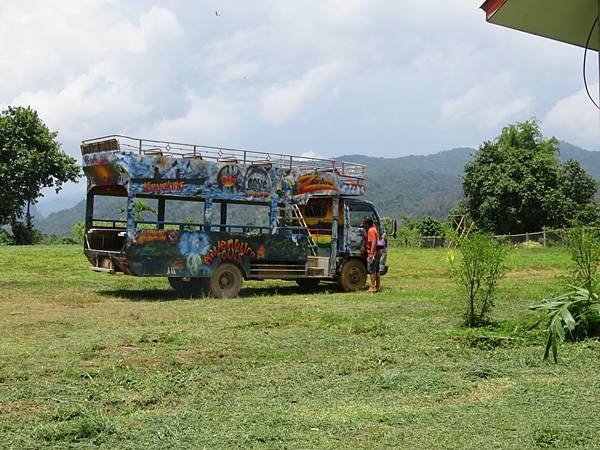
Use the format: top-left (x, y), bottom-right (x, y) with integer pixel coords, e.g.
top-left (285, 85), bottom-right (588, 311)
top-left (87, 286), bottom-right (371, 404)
top-left (1, 245), bottom-right (599, 449)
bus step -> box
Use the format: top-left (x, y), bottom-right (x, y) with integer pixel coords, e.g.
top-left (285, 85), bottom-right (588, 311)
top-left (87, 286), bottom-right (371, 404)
top-left (306, 256), bottom-right (329, 268)
top-left (307, 267), bottom-right (326, 276)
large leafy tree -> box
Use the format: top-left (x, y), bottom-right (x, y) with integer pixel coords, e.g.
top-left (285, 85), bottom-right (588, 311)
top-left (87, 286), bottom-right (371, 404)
top-left (463, 120), bottom-right (598, 234)
top-left (0, 106), bottom-right (80, 243)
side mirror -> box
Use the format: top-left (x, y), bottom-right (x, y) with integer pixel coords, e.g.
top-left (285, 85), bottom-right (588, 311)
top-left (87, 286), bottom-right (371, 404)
top-left (392, 218), bottom-right (398, 239)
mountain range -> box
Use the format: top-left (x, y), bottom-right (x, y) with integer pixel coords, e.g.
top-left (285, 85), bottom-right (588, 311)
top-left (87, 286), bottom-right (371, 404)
top-left (34, 142), bottom-right (600, 236)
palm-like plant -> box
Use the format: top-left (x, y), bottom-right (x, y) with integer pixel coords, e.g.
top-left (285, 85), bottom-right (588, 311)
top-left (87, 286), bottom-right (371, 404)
top-left (530, 287), bottom-right (600, 363)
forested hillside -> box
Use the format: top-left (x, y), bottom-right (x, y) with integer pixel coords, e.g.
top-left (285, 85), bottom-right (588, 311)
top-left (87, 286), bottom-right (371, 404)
top-left (35, 142), bottom-right (599, 236)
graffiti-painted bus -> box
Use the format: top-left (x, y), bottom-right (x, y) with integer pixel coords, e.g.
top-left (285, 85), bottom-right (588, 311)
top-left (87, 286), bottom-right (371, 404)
top-left (81, 135), bottom-right (388, 297)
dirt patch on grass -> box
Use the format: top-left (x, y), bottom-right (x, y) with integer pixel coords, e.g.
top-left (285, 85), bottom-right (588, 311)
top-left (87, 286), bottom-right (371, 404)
top-left (436, 379), bottom-right (514, 408)
top-left (117, 343), bottom-right (139, 352)
top-left (0, 399), bottom-right (55, 419)
top-left (505, 268), bottom-right (564, 279)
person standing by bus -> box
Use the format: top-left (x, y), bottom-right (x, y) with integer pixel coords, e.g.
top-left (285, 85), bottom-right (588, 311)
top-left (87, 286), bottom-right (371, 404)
top-left (363, 217), bottom-right (381, 293)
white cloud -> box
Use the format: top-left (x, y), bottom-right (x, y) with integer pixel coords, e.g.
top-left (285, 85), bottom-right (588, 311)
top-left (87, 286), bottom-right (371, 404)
top-left (301, 150), bottom-right (328, 159)
top-left (10, 62), bottom-right (151, 143)
top-left (544, 87), bottom-right (600, 150)
top-left (259, 62), bottom-right (342, 126)
top-left (150, 92), bottom-right (240, 142)
top-left (107, 6), bottom-right (182, 53)
top-left (0, 4), bottom-right (182, 99)
top-left (440, 71), bottom-right (533, 131)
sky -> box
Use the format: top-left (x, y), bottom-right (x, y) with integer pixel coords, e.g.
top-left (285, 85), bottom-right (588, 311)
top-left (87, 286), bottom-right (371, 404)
top-left (1, 0), bottom-right (599, 213)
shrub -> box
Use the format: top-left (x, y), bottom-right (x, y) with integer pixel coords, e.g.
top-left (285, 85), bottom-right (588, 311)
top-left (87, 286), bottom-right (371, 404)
top-left (530, 287), bottom-right (600, 363)
top-left (72, 221), bottom-right (85, 244)
top-left (40, 235), bottom-right (78, 245)
top-left (0, 228), bottom-right (13, 245)
top-left (11, 222), bottom-right (41, 245)
top-left (416, 216), bottom-right (444, 237)
top-left (396, 222), bottom-right (421, 248)
top-left (563, 225), bottom-right (600, 291)
top-left (449, 232), bottom-right (508, 327)
top-left (530, 225), bottom-right (600, 362)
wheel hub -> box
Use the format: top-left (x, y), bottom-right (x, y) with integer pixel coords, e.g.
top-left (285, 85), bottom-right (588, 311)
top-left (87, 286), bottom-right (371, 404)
top-left (219, 272), bottom-right (234, 289)
top-left (349, 267), bottom-right (361, 284)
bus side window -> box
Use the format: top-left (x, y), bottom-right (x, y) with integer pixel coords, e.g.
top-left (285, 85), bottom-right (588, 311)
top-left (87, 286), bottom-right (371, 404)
top-left (348, 204), bottom-right (377, 228)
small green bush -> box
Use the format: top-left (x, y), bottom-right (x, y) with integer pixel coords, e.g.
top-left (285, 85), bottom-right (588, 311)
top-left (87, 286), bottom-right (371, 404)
top-left (530, 225), bottom-right (600, 362)
top-left (0, 228), bottom-right (13, 245)
top-left (11, 222), bottom-right (41, 245)
top-left (449, 232), bottom-right (508, 327)
top-left (416, 216), bottom-right (444, 237)
top-left (563, 225), bottom-right (600, 291)
top-left (530, 287), bottom-right (600, 363)
top-left (72, 221), bottom-right (85, 244)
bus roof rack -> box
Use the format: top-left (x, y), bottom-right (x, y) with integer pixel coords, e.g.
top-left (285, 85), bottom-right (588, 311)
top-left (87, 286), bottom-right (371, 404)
top-left (81, 134), bottom-right (365, 179)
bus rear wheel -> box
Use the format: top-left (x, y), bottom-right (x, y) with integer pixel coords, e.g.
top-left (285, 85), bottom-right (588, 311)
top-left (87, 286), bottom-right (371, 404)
top-left (338, 259), bottom-right (367, 292)
top-left (168, 277), bottom-right (208, 297)
top-left (209, 263), bottom-right (243, 298)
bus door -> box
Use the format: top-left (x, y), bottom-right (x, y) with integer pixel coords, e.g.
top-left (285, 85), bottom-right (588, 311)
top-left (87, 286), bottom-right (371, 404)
top-left (340, 200), bottom-right (380, 255)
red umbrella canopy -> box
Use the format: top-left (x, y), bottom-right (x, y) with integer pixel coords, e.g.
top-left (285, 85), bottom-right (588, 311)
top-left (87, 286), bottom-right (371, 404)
top-left (481, 0), bottom-right (599, 51)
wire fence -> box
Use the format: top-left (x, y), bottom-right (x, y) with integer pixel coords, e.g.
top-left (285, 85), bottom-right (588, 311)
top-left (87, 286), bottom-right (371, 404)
top-left (388, 229), bottom-right (575, 249)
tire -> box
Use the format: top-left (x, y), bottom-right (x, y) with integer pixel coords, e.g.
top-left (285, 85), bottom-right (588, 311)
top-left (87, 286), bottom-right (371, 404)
top-left (295, 278), bottom-right (320, 291)
top-left (338, 258), bottom-right (367, 292)
top-left (209, 263), bottom-right (243, 298)
top-left (168, 277), bottom-right (208, 297)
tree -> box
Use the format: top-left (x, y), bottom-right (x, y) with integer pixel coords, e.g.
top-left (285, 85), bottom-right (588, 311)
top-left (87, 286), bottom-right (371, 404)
top-left (0, 106), bottom-right (80, 243)
top-left (415, 216), bottom-right (444, 237)
top-left (463, 120), bottom-right (598, 234)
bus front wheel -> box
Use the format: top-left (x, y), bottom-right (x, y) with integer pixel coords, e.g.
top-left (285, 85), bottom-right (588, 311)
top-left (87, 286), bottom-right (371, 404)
top-left (209, 263), bottom-right (243, 298)
top-left (338, 259), bottom-right (367, 292)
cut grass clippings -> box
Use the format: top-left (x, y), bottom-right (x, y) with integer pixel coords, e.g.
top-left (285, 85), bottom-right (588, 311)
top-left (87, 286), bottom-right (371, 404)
top-left (1, 245), bottom-right (598, 448)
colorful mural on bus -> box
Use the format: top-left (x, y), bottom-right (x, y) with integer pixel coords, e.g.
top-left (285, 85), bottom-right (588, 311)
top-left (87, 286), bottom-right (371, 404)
top-left (82, 151), bottom-right (365, 202)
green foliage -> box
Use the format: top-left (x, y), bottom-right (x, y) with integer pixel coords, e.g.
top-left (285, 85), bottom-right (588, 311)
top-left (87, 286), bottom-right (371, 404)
top-left (120, 200), bottom-right (158, 222)
top-left (530, 226), bottom-right (600, 362)
top-left (0, 106), bottom-right (80, 243)
top-left (10, 222), bottom-right (41, 245)
top-left (39, 234), bottom-right (78, 245)
top-left (415, 216), bottom-right (444, 237)
top-left (573, 203), bottom-right (600, 227)
top-left (72, 221), bottom-right (85, 244)
top-left (530, 287), bottom-right (600, 363)
top-left (463, 120), bottom-right (598, 234)
top-left (449, 232), bottom-right (508, 327)
top-left (381, 216), bottom-right (394, 236)
top-left (563, 225), bottom-right (600, 290)
top-left (0, 228), bottom-right (13, 245)
top-left (394, 218), bottom-right (421, 247)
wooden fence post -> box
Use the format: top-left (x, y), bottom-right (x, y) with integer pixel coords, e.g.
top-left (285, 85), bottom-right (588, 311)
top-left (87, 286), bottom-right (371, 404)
top-left (543, 230), bottom-right (547, 247)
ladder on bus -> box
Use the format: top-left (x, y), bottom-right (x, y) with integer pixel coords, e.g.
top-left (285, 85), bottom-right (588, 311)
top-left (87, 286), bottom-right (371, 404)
top-left (281, 203), bottom-right (318, 257)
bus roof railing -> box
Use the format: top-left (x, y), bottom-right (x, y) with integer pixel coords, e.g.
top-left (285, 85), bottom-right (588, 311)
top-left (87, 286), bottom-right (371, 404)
top-left (81, 135), bottom-right (366, 179)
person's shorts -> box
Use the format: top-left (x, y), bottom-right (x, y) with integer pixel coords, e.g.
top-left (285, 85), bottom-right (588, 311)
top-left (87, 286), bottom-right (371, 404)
top-left (367, 253), bottom-right (381, 274)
